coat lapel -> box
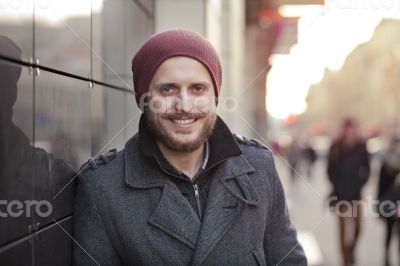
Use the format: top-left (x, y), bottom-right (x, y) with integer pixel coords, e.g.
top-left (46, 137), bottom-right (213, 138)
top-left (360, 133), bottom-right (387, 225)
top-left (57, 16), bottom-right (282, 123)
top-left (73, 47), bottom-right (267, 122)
top-left (191, 155), bottom-right (258, 265)
top-left (148, 182), bottom-right (201, 249)
top-left (124, 135), bottom-right (201, 249)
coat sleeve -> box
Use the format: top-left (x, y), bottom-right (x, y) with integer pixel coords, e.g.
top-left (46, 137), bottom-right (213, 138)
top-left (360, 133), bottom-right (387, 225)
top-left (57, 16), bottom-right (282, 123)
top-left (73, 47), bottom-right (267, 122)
top-left (72, 174), bottom-right (121, 266)
top-left (264, 154), bottom-right (307, 266)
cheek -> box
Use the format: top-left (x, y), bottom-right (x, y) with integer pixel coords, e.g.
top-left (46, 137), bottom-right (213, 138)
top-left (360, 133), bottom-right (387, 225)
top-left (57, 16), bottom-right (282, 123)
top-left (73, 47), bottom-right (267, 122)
top-left (192, 96), bottom-right (216, 112)
top-left (148, 96), bottom-right (170, 114)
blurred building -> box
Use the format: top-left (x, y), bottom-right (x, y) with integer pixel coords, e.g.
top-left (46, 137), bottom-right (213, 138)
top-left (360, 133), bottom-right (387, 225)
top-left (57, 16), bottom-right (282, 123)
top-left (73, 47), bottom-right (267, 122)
top-left (303, 19), bottom-right (400, 138)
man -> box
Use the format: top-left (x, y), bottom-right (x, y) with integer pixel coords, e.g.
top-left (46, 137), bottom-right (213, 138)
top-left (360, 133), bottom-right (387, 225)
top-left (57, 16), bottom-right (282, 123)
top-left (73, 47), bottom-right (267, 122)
top-left (73, 29), bottom-right (307, 265)
top-left (327, 119), bottom-right (370, 266)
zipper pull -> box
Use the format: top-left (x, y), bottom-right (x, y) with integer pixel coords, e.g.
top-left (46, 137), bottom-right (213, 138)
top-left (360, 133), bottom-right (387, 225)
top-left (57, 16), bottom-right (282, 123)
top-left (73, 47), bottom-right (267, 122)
top-left (193, 184), bottom-right (200, 197)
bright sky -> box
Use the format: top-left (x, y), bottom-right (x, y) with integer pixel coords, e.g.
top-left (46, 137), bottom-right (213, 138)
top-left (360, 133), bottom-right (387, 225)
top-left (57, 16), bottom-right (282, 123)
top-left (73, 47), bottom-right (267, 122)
top-left (266, 2), bottom-right (400, 119)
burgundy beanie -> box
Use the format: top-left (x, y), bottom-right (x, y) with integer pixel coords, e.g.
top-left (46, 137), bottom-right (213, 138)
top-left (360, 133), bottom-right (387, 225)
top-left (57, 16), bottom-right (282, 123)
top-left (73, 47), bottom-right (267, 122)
top-left (131, 29), bottom-right (222, 107)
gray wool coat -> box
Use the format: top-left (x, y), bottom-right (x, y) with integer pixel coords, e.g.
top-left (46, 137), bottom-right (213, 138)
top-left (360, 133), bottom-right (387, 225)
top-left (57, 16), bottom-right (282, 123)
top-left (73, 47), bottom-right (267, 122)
top-left (72, 134), bottom-right (307, 266)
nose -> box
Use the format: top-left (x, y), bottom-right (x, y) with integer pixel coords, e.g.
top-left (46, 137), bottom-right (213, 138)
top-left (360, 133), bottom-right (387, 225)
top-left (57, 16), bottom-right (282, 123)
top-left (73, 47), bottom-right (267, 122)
top-left (176, 89), bottom-right (192, 113)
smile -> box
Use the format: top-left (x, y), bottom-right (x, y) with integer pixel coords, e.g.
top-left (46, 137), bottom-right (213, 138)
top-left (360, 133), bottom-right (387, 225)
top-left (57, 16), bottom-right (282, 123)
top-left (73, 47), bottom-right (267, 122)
top-left (170, 118), bottom-right (197, 128)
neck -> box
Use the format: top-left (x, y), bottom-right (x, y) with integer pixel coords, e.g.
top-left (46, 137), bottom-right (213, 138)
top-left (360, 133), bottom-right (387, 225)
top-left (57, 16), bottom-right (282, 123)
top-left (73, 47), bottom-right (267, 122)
top-left (157, 142), bottom-right (205, 179)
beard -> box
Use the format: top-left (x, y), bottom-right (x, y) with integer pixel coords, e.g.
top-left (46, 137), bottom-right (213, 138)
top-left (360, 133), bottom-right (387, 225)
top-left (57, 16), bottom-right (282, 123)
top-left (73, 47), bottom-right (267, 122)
top-left (144, 107), bottom-right (217, 153)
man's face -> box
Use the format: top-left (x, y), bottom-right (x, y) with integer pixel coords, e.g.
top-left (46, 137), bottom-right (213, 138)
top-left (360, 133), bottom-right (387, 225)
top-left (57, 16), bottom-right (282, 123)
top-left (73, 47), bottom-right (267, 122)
top-left (144, 56), bottom-right (217, 153)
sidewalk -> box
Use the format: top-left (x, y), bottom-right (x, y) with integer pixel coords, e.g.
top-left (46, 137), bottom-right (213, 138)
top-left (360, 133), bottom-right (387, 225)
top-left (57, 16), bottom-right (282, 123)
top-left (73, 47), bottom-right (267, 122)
top-left (275, 157), bottom-right (398, 266)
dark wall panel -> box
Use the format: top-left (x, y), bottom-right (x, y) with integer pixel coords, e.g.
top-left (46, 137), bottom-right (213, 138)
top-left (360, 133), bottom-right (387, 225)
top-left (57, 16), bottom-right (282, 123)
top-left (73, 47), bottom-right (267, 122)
top-left (0, 0), bottom-right (155, 264)
top-left (0, 237), bottom-right (32, 266)
top-left (34, 70), bottom-right (91, 230)
top-left (0, 60), bottom-right (34, 246)
top-left (35, 216), bottom-right (72, 266)
top-left (35, 1), bottom-right (91, 77)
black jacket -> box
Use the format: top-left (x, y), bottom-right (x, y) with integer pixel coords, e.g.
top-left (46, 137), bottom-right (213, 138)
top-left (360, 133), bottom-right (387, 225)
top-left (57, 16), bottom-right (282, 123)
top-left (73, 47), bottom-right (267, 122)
top-left (327, 138), bottom-right (370, 201)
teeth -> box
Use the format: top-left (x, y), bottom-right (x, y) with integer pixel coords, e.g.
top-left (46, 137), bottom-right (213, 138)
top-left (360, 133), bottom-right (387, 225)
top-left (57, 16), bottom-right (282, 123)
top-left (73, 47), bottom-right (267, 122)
top-left (173, 119), bottom-right (195, 125)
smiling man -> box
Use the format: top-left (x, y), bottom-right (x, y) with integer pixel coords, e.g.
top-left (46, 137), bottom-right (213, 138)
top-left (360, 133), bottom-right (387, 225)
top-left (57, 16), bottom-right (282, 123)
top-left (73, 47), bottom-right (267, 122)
top-left (73, 29), bottom-right (307, 266)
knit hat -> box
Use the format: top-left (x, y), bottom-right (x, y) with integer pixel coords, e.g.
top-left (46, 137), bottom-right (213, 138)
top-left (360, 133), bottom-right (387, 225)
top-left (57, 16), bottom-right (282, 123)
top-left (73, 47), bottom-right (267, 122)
top-left (131, 29), bottom-right (222, 107)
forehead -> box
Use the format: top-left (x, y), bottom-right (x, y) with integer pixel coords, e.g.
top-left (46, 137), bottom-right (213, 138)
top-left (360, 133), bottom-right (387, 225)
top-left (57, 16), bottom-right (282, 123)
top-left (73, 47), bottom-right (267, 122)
top-left (151, 56), bottom-right (212, 82)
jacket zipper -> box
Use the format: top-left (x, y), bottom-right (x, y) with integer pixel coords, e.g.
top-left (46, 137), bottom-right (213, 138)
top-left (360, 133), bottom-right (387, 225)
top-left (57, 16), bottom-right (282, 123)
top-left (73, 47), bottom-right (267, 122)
top-left (156, 160), bottom-right (204, 218)
top-left (203, 157), bottom-right (230, 175)
top-left (156, 157), bottom-right (232, 220)
top-left (193, 183), bottom-right (202, 219)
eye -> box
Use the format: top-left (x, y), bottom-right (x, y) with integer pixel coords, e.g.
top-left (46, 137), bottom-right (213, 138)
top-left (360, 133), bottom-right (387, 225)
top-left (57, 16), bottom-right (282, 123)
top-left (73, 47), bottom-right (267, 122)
top-left (193, 85), bottom-right (205, 93)
top-left (160, 86), bottom-right (175, 94)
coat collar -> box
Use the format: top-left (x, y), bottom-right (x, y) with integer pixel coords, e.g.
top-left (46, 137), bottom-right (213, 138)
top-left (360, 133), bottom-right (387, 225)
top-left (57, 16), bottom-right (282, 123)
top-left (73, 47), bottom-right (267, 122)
top-left (124, 134), bottom-right (166, 188)
top-left (124, 131), bottom-right (255, 189)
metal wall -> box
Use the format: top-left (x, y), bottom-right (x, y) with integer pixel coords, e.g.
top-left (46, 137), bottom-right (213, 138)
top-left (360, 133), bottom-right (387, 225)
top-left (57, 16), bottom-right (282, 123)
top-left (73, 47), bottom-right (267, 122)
top-left (0, 0), bottom-right (153, 264)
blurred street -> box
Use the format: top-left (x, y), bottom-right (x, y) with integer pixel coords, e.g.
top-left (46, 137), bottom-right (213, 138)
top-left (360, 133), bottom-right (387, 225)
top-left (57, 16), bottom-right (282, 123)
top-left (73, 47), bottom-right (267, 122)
top-left (276, 155), bottom-right (399, 266)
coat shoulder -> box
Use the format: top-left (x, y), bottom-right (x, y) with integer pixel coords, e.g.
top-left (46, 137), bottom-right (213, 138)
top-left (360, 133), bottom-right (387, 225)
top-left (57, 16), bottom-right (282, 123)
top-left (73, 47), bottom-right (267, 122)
top-left (78, 148), bottom-right (122, 183)
top-left (234, 134), bottom-right (270, 153)
top-left (234, 134), bottom-right (276, 173)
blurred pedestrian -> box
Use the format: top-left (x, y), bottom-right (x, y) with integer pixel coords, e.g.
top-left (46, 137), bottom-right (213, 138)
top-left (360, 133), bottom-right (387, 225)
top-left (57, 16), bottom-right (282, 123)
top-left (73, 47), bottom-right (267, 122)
top-left (377, 137), bottom-right (400, 266)
top-left (303, 140), bottom-right (317, 177)
top-left (287, 139), bottom-right (302, 182)
top-left (327, 119), bottom-right (370, 266)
